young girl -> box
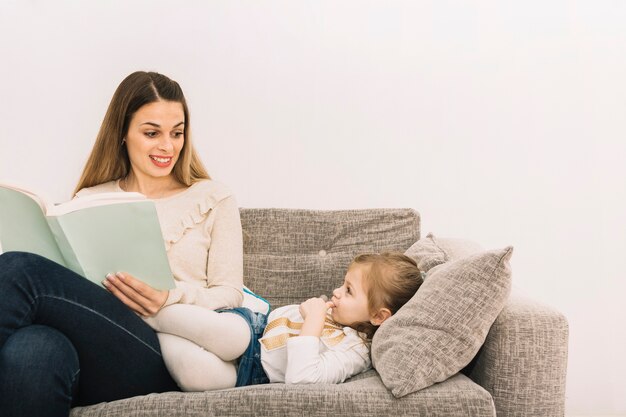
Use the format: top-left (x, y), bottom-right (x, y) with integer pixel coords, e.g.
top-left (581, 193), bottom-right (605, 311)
top-left (258, 251), bottom-right (422, 384)
top-left (155, 251), bottom-right (422, 389)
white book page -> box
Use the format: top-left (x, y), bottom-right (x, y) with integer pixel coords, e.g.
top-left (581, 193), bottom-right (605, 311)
top-left (46, 192), bottom-right (147, 216)
top-left (0, 181), bottom-right (48, 212)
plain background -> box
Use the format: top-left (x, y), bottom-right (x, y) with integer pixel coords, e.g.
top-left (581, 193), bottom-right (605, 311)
top-left (1, 1), bottom-right (624, 415)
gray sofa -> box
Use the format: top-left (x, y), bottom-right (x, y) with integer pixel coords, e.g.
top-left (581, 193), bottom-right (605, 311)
top-left (71, 208), bottom-right (568, 417)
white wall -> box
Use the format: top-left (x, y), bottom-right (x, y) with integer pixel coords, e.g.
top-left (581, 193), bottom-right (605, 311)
top-left (1, 1), bottom-right (624, 415)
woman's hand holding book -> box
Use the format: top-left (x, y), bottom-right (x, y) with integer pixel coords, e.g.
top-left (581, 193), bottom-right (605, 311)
top-left (103, 272), bottom-right (168, 317)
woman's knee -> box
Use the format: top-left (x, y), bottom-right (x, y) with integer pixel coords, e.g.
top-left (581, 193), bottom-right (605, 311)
top-left (0, 251), bottom-right (54, 280)
top-left (0, 251), bottom-right (44, 267)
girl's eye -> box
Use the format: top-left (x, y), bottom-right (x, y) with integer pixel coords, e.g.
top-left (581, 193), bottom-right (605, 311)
top-left (346, 287), bottom-right (351, 295)
top-left (145, 131), bottom-right (158, 138)
top-left (173, 131), bottom-right (184, 138)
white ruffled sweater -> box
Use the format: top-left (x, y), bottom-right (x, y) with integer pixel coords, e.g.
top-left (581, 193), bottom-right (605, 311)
top-left (75, 179), bottom-right (244, 311)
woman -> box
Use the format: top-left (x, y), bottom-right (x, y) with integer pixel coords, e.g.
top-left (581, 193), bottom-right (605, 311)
top-left (0, 71), bottom-right (249, 417)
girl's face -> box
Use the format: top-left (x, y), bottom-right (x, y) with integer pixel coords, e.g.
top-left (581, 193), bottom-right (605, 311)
top-left (329, 265), bottom-right (372, 326)
top-left (125, 100), bottom-right (185, 184)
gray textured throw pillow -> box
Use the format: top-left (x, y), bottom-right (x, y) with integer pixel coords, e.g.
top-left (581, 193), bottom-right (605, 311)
top-left (371, 246), bottom-right (513, 398)
top-left (404, 232), bottom-right (485, 273)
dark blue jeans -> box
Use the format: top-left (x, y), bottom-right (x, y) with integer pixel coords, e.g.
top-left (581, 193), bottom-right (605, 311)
top-left (0, 252), bottom-right (178, 417)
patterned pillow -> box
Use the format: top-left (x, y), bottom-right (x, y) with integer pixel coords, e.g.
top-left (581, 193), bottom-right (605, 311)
top-left (371, 245), bottom-right (513, 398)
top-left (404, 232), bottom-right (485, 273)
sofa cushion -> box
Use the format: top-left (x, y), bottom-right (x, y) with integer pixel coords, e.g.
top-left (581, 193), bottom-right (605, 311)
top-left (70, 371), bottom-right (495, 417)
top-left (371, 246), bottom-right (513, 398)
top-left (404, 232), bottom-right (485, 273)
top-left (239, 209), bottom-right (420, 308)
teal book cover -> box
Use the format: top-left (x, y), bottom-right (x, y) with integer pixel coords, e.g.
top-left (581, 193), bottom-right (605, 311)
top-left (0, 183), bottom-right (175, 290)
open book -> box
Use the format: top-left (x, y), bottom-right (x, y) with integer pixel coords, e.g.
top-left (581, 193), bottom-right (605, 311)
top-left (0, 182), bottom-right (175, 290)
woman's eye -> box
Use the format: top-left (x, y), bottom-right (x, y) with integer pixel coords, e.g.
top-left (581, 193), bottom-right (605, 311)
top-left (145, 131), bottom-right (158, 138)
top-left (346, 287), bottom-right (351, 295)
top-left (173, 131), bottom-right (184, 138)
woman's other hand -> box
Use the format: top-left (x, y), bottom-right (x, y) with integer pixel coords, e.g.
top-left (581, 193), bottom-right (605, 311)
top-left (103, 272), bottom-right (168, 317)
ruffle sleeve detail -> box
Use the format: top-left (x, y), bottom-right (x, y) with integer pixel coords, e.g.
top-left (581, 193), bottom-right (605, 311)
top-left (161, 181), bottom-right (232, 250)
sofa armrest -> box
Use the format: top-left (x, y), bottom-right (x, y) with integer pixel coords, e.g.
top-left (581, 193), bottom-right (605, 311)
top-left (464, 294), bottom-right (569, 417)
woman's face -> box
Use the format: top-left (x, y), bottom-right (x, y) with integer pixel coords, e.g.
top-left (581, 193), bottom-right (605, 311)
top-left (125, 100), bottom-right (185, 183)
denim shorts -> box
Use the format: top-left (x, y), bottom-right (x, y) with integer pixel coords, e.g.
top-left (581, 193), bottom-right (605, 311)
top-left (218, 307), bottom-right (269, 387)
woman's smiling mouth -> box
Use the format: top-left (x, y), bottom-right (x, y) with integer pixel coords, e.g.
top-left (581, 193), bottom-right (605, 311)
top-left (149, 155), bottom-right (173, 167)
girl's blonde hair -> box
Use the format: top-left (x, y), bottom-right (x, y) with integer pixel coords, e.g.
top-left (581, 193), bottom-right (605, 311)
top-left (74, 71), bottom-right (210, 196)
top-left (350, 252), bottom-right (423, 339)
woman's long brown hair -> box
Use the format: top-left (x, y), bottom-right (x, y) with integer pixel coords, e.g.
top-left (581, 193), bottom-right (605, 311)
top-left (74, 71), bottom-right (209, 196)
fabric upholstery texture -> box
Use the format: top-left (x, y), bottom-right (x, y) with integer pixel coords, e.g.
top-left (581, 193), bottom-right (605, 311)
top-left (240, 208), bottom-right (420, 308)
top-left (372, 247), bottom-right (514, 398)
top-left (465, 295), bottom-right (569, 417)
top-left (71, 371), bottom-right (495, 417)
top-left (68, 208), bottom-right (567, 417)
top-left (404, 232), bottom-right (485, 273)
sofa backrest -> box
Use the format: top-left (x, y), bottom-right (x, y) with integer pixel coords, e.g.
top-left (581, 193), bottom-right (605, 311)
top-left (239, 208), bottom-right (420, 308)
